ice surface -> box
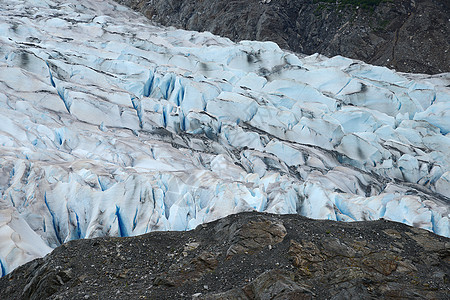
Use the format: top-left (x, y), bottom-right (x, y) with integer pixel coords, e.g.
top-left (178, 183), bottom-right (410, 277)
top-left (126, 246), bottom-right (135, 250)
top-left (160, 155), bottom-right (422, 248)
top-left (0, 0), bottom-right (449, 275)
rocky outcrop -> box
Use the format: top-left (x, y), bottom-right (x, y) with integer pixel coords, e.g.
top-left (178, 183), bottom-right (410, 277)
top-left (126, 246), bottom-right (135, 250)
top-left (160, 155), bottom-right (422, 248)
top-left (114, 0), bottom-right (450, 74)
top-left (1, 212), bottom-right (449, 299)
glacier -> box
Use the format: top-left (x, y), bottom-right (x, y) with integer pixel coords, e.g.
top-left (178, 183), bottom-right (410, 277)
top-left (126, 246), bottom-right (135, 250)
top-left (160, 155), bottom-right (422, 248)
top-left (0, 0), bottom-right (449, 276)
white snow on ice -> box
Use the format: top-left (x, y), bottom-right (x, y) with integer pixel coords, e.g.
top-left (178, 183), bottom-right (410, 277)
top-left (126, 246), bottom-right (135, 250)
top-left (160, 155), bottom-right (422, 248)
top-left (0, 0), bottom-right (449, 275)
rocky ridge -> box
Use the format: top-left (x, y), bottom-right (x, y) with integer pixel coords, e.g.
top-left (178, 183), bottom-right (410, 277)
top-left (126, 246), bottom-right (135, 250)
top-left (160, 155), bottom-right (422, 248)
top-left (114, 0), bottom-right (450, 74)
top-left (1, 212), bottom-right (448, 299)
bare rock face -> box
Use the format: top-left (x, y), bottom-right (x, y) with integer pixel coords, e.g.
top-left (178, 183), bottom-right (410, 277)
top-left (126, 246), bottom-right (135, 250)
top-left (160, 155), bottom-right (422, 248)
top-left (1, 212), bottom-right (449, 299)
top-left (224, 219), bottom-right (287, 257)
top-left (114, 0), bottom-right (450, 74)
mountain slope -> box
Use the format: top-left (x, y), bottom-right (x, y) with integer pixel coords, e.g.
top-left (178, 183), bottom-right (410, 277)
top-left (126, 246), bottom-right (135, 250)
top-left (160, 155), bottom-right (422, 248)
top-left (114, 0), bottom-right (450, 74)
top-left (0, 212), bottom-right (449, 299)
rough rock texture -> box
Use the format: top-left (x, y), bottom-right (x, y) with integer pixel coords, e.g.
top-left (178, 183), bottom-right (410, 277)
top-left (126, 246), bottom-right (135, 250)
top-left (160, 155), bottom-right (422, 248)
top-left (114, 0), bottom-right (450, 74)
top-left (1, 212), bottom-right (449, 299)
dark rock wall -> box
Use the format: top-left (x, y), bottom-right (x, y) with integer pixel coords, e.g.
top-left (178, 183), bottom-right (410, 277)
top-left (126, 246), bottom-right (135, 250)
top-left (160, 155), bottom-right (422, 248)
top-left (115, 0), bottom-right (450, 74)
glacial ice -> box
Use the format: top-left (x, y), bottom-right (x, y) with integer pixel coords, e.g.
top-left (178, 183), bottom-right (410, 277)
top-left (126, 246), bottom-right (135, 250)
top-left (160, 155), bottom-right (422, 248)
top-left (0, 0), bottom-right (449, 276)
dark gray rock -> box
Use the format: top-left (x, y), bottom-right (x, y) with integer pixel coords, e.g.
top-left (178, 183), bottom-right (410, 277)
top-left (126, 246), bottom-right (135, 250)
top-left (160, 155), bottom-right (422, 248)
top-left (1, 212), bottom-right (449, 299)
top-left (114, 0), bottom-right (450, 74)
